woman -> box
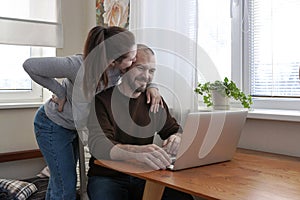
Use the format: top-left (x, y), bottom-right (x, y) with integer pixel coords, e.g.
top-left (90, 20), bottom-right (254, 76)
top-left (23, 26), bottom-right (162, 200)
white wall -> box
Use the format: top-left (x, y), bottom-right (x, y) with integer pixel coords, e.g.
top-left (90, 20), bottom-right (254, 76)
top-left (0, 108), bottom-right (39, 152)
top-left (57, 0), bottom-right (96, 56)
top-left (239, 119), bottom-right (300, 157)
top-left (0, 0), bottom-right (96, 179)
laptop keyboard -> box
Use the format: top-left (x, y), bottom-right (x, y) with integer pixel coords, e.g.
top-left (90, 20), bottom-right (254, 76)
top-left (169, 154), bottom-right (176, 164)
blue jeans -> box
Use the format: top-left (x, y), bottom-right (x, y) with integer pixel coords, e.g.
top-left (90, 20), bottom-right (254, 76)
top-left (87, 174), bottom-right (194, 200)
top-left (34, 106), bottom-right (79, 200)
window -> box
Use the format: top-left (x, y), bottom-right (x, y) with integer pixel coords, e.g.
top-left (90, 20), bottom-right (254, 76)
top-left (129, 0), bottom-right (199, 115)
top-left (0, 45), bottom-right (55, 103)
top-left (244, 0), bottom-right (300, 109)
top-left (0, 0), bottom-right (62, 103)
top-left (197, 0), bottom-right (232, 81)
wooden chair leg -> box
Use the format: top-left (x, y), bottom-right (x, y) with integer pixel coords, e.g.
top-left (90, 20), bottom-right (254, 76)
top-left (78, 140), bottom-right (88, 200)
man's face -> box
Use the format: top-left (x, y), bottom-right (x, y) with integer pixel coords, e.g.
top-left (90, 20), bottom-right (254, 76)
top-left (124, 50), bottom-right (156, 93)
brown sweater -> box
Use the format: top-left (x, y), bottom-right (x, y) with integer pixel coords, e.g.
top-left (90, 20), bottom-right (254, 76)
top-left (88, 86), bottom-right (182, 177)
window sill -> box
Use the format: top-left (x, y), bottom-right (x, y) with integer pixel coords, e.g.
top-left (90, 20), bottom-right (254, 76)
top-left (1, 103), bottom-right (300, 122)
top-left (198, 106), bottom-right (300, 122)
top-left (0, 102), bottom-right (43, 110)
top-left (247, 109), bottom-right (300, 122)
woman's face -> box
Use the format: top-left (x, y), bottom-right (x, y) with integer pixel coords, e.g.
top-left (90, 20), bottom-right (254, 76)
top-left (115, 45), bottom-right (137, 73)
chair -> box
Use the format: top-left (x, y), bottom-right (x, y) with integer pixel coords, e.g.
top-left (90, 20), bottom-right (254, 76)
top-left (78, 138), bottom-right (89, 200)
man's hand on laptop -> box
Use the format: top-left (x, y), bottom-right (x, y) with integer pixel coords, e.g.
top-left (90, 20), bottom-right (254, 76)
top-left (110, 144), bottom-right (172, 170)
top-left (134, 144), bottom-right (172, 170)
top-left (162, 133), bottom-right (181, 156)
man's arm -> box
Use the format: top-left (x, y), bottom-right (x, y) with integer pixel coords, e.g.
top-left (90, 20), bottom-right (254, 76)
top-left (157, 99), bottom-right (183, 139)
top-left (89, 92), bottom-right (172, 170)
top-left (162, 133), bottom-right (182, 156)
top-left (87, 97), bottom-right (115, 160)
top-left (155, 98), bottom-right (183, 155)
top-left (110, 143), bottom-right (171, 170)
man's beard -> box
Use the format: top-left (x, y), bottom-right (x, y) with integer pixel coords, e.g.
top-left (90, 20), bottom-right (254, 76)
top-left (135, 85), bottom-right (146, 93)
top-left (129, 77), bottom-right (148, 93)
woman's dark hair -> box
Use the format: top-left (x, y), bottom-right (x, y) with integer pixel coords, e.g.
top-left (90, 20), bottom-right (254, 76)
top-left (82, 26), bottom-right (135, 95)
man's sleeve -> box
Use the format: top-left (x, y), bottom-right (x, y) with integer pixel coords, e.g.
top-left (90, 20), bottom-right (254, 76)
top-left (157, 98), bottom-right (183, 140)
top-left (87, 95), bottom-right (116, 160)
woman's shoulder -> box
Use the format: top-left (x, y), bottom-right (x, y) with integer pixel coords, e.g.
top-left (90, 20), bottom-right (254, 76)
top-left (68, 54), bottom-right (84, 65)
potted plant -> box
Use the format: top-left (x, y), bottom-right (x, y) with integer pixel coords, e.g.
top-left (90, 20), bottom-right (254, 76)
top-left (194, 77), bottom-right (252, 109)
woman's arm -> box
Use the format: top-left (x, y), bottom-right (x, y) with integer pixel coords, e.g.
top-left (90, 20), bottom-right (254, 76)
top-left (23, 55), bottom-right (82, 99)
top-left (146, 83), bottom-right (163, 113)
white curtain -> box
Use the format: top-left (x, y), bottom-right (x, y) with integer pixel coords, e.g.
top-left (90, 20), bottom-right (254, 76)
top-left (0, 0), bottom-right (63, 47)
top-left (129, 0), bottom-right (198, 124)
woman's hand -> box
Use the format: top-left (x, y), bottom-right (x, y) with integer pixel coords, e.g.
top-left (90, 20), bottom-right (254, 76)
top-left (162, 134), bottom-right (182, 156)
top-left (51, 94), bottom-right (66, 112)
top-left (146, 87), bottom-right (164, 113)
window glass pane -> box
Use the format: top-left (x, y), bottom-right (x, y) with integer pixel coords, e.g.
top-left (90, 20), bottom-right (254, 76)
top-left (0, 44), bottom-right (55, 92)
top-left (0, 44), bottom-right (31, 91)
top-left (198, 0), bottom-right (231, 81)
top-left (248, 0), bottom-right (300, 97)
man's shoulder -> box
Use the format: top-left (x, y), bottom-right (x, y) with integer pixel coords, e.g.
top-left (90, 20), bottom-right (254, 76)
top-left (95, 86), bottom-right (115, 99)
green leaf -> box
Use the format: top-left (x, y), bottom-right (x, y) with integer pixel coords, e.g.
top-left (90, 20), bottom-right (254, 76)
top-left (194, 77), bottom-right (253, 108)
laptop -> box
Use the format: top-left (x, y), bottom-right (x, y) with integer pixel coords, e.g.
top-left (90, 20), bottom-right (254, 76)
top-left (166, 110), bottom-right (248, 171)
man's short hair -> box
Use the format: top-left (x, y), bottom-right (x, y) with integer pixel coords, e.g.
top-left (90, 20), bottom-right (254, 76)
top-left (137, 44), bottom-right (155, 56)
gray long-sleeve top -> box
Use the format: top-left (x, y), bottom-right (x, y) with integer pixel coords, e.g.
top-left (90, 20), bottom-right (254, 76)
top-left (23, 54), bottom-right (121, 130)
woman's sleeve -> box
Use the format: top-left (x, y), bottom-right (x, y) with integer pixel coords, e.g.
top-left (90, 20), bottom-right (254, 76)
top-left (23, 56), bottom-right (81, 98)
top-left (147, 82), bottom-right (159, 89)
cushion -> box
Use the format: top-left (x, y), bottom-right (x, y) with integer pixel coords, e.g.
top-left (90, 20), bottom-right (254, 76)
top-left (0, 179), bottom-right (37, 200)
top-left (0, 186), bottom-right (15, 200)
top-left (36, 166), bottom-right (50, 178)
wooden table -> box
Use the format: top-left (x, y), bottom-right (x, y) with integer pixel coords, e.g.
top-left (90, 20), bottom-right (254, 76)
top-left (95, 148), bottom-right (300, 200)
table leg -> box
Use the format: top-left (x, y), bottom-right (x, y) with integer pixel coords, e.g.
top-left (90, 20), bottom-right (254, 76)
top-left (142, 180), bottom-right (165, 200)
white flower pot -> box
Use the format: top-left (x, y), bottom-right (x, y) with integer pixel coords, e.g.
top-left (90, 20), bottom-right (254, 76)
top-left (211, 89), bottom-right (230, 110)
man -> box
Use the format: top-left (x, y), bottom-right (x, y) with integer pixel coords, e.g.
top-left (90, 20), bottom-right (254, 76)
top-left (87, 44), bottom-right (193, 200)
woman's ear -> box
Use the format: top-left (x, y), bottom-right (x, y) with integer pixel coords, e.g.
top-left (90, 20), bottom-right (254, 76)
top-left (108, 59), bottom-right (115, 66)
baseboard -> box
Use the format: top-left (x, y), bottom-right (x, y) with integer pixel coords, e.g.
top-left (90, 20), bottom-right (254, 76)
top-left (0, 149), bottom-right (42, 163)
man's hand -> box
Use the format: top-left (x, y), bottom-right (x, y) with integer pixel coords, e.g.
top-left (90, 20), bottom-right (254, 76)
top-left (162, 134), bottom-right (181, 156)
top-left (111, 144), bottom-right (172, 170)
top-left (51, 94), bottom-right (66, 112)
top-left (146, 87), bottom-right (164, 113)
top-left (134, 144), bottom-right (172, 170)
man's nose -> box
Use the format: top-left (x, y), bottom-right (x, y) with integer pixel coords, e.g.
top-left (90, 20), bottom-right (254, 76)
top-left (141, 69), bottom-right (150, 78)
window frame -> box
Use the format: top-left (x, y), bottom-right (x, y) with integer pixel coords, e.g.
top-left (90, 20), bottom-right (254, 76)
top-left (0, 81), bottom-right (43, 103)
top-left (241, 0), bottom-right (300, 111)
top-left (0, 0), bottom-right (61, 104)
